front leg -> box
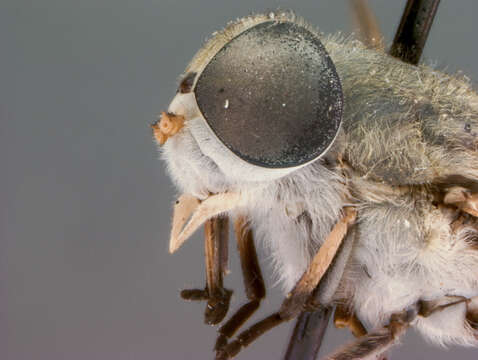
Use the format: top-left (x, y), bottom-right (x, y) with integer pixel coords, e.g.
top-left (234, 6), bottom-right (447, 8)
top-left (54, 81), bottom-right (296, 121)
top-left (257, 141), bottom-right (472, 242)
top-left (181, 216), bottom-right (232, 325)
top-left (215, 217), bottom-right (266, 349)
top-left (280, 207), bottom-right (357, 319)
top-left (169, 192), bottom-right (246, 324)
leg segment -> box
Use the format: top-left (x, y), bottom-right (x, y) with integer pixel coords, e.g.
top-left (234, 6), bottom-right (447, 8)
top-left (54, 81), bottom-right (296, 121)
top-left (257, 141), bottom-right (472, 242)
top-left (284, 225), bottom-right (358, 360)
top-left (334, 305), bottom-right (389, 360)
top-left (334, 305), bottom-right (367, 338)
top-left (326, 309), bottom-right (414, 360)
top-left (204, 216), bottom-right (232, 324)
top-left (280, 207), bottom-right (357, 320)
top-left (327, 295), bottom-right (471, 360)
top-left (215, 217), bottom-right (266, 349)
top-left (349, 0), bottom-right (384, 49)
top-left (181, 216), bottom-right (232, 325)
top-left (215, 313), bottom-right (285, 360)
top-left (234, 217), bottom-right (266, 301)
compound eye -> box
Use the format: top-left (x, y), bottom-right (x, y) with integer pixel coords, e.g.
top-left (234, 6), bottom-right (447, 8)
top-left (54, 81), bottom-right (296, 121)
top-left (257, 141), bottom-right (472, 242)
top-left (194, 21), bottom-right (343, 168)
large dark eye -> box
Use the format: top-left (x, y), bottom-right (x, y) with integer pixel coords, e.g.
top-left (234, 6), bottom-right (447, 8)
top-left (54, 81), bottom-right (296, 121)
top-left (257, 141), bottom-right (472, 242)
top-left (194, 21), bottom-right (343, 168)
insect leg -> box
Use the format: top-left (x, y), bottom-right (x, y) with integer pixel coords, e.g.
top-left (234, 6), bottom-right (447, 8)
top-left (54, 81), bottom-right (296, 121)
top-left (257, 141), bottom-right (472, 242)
top-left (181, 216), bottom-right (232, 325)
top-left (327, 296), bottom-right (471, 360)
top-left (284, 224), bottom-right (358, 360)
top-left (214, 217), bottom-right (266, 349)
top-left (234, 217), bottom-right (266, 305)
top-left (333, 305), bottom-right (391, 360)
top-left (280, 207), bottom-right (357, 319)
top-left (215, 208), bottom-right (357, 360)
top-left (418, 295), bottom-right (469, 317)
top-left (334, 305), bottom-right (367, 338)
top-left (389, 0), bottom-right (441, 65)
top-left (215, 312), bottom-right (285, 360)
top-left (349, 0), bottom-right (384, 49)
top-left (325, 308), bottom-right (416, 360)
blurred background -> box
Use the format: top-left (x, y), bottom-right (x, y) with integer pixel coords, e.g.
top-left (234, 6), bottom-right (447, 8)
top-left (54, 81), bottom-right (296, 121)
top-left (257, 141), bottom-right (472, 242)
top-left (2, 1), bottom-right (478, 359)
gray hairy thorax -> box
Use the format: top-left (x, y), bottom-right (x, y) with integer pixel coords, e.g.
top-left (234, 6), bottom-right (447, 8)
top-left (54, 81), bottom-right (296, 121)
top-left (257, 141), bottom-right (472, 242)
top-left (326, 37), bottom-right (478, 186)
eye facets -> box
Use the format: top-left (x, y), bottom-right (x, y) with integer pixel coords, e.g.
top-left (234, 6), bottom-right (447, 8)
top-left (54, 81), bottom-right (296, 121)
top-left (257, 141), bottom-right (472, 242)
top-left (194, 21), bottom-right (343, 169)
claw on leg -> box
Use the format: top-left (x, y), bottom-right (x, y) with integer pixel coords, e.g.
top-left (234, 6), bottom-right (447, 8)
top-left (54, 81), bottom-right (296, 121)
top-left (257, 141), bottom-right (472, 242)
top-left (215, 313), bottom-right (284, 360)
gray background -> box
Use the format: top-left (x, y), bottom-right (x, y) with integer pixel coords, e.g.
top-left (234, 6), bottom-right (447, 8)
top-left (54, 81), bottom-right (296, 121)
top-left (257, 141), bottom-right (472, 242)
top-left (2, 0), bottom-right (478, 359)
